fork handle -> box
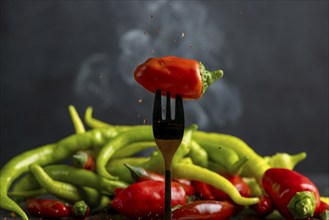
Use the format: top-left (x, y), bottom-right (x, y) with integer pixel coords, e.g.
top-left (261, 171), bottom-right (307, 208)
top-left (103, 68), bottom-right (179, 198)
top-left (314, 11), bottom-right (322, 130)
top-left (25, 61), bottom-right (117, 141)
top-left (164, 169), bottom-right (172, 220)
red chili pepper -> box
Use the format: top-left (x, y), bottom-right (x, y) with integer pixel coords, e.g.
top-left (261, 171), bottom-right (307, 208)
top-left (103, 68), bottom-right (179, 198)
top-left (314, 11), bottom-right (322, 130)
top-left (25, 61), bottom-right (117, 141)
top-left (72, 151), bottom-right (95, 171)
top-left (125, 163), bottom-right (195, 196)
top-left (249, 196), bottom-right (274, 217)
top-left (114, 187), bottom-right (123, 196)
top-left (314, 201), bottom-right (329, 220)
top-left (192, 181), bottom-right (216, 200)
top-left (26, 198), bottom-right (69, 218)
top-left (209, 175), bottom-right (251, 201)
top-left (175, 178), bottom-right (195, 196)
top-left (172, 200), bottom-right (236, 220)
top-left (262, 168), bottom-right (321, 220)
top-left (112, 180), bottom-right (186, 219)
top-left (134, 56), bottom-right (223, 99)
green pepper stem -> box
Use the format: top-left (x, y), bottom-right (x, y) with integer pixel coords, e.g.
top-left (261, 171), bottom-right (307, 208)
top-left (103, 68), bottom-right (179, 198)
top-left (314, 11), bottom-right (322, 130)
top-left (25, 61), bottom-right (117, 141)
top-left (73, 151), bottom-right (88, 168)
top-left (124, 163), bottom-right (147, 181)
top-left (199, 62), bottom-right (224, 94)
top-left (230, 155), bottom-right (249, 176)
top-left (287, 191), bottom-right (316, 219)
top-left (320, 209), bottom-right (329, 220)
top-left (73, 200), bottom-right (89, 217)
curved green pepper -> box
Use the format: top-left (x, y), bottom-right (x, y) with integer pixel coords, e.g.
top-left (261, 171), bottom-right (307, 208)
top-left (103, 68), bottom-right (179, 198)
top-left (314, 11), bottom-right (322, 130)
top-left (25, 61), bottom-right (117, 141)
top-left (193, 131), bottom-right (270, 183)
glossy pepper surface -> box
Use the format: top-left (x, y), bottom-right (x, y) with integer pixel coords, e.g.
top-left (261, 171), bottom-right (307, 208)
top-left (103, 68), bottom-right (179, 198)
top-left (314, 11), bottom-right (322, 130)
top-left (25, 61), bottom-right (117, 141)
top-left (262, 168), bottom-right (320, 220)
top-left (209, 175), bottom-right (251, 201)
top-left (249, 196), bottom-right (274, 217)
top-left (26, 198), bottom-right (69, 219)
top-left (315, 200), bottom-right (329, 220)
top-left (172, 200), bottom-right (236, 220)
top-left (112, 180), bottom-right (186, 219)
top-left (134, 56), bottom-right (223, 99)
top-left (125, 163), bottom-right (195, 196)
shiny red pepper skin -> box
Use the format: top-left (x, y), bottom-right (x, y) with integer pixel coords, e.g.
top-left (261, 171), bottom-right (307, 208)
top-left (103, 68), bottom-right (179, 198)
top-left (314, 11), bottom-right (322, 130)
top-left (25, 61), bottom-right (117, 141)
top-left (249, 196), bottom-right (274, 217)
top-left (262, 168), bottom-right (321, 220)
top-left (192, 181), bottom-right (216, 200)
top-left (314, 201), bottom-right (329, 220)
top-left (112, 180), bottom-right (186, 219)
top-left (125, 164), bottom-right (195, 196)
top-left (134, 56), bottom-right (223, 99)
top-left (134, 56), bottom-right (203, 99)
top-left (26, 198), bottom-right (69, 218)
top-left (172, 200), bottom-right (236, 220)
top-left (175, 178), bottom-right (195, 196)
top-left (209, 175), bottom-right (250, 201)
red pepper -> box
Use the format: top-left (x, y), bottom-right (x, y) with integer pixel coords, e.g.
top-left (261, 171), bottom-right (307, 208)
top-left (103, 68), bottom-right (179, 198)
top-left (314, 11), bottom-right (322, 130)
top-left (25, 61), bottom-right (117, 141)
top-left (172, 200), bottom-right (236, 220)
top-left (209, 175), bottom-right (251, 201)
top-left (175, 178), bottom-right (196, 196)
top-left (72, 151), bottom-right (95, 171)
top-left (134, 56), bottom-right (223, 99)
top-left (125, 163), bottom-right (195, 196)
top-left (26, 198), bottom-right (69, 218)
top-left (192, 181), bottom-right (216, 200)
top-left (249, 196), bottom-right (274, 217)
top-left (314, 201), bottom-right (329, 220)
top-left (262, 168), bottom-right (321, 220)
top-left (112, 180), bottom-right (186, 219)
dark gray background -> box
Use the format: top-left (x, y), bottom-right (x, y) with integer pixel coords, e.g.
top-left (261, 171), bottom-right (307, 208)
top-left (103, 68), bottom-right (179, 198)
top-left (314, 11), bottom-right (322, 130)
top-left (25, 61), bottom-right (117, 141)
top-left (0, 1), bottom-right (328, 179)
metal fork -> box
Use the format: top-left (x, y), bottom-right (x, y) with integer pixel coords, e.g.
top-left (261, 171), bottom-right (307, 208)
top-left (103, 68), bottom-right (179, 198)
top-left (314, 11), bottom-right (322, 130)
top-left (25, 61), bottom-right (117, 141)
top-left (152, 90), bottom-right (185, 220)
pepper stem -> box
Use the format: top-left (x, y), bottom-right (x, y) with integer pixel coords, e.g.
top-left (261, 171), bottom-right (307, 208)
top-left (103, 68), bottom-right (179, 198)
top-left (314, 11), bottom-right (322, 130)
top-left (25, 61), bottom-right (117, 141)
top-left (287, 191), bottom-right (316, 219)
top-left (199, 62), bottom-right (224, 94)
top-left (73, 200), bottom-right (89, 217)
top-left (124, 163), bottom-right (147, 181)
top-left (230, 155), bottom-right (249, 176)
top-left (72, 151), bottom-right (88, 168)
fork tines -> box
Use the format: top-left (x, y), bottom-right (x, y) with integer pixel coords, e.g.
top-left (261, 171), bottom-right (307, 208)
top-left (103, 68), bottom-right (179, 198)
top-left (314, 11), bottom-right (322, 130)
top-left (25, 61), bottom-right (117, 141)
top-left (152, 90), bottom-right (184, 140)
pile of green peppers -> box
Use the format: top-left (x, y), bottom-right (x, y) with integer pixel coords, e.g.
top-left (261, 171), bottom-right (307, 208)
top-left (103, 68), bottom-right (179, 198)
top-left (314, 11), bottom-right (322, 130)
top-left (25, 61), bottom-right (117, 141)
top-left (0, 105), bottom-right (309, 220)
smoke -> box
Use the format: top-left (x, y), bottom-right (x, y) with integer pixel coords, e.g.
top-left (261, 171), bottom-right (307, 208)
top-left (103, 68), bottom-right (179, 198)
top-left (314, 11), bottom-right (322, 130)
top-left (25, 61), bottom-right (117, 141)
top-left (74, 0), bottom-right (242, 129)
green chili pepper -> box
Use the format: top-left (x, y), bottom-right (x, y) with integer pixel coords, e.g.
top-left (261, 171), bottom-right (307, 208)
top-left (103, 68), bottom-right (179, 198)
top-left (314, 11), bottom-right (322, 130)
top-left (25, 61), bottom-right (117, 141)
top-left (96, 127), bottom-right (155, 179)
top-left (12, 164), bottom-right (128, 196)
top-left (0, 144), bottom-right (55, 220)
top-left (9, 188), bottom-right (47, 200)
top-left (106, 125), bottom-right (195, 182)
top-left (106, 157), bottom-right (150, 183)
top-left (68, 105), bottom-right (86, 134)
top-left (29, 163), bottom-right (108, 208)
top-left (187, 140), bottom-right (208, 168)
top-left (263, 152), bottom-right (307, 170)
top-left (84, 106), bottom-right (149, 132)
top-left (243, 177), bottom-right (264, 197)
top-left (46, 164), bottom-right (128, 193)
top-left (192, 137), bottom-right (249, 176)
top-left (107, 157), bottom-right (150, 168)
top-left (172, 163), bottom-right (259, 206)
top-left (112, 141), bottom-right (157, 159)
top-left (0, 128), bottom-right (117, 220)
top-left (193, 131), bottom-right (270, 183)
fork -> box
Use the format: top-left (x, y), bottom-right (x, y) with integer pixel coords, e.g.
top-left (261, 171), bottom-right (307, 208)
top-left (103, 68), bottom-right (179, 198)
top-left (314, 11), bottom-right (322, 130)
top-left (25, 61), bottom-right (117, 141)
top-left (152, 90), bottom-right (185, 220)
